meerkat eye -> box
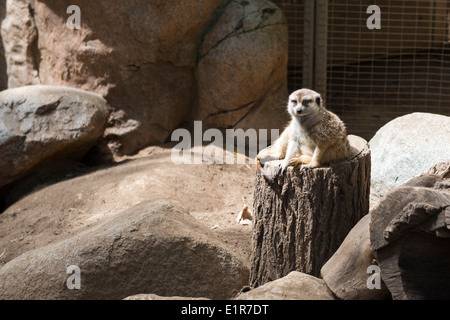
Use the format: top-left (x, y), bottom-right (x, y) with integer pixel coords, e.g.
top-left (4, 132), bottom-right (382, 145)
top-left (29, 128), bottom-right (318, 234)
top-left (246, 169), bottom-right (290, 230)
top-left (291, 99), bottom-right (297, 105)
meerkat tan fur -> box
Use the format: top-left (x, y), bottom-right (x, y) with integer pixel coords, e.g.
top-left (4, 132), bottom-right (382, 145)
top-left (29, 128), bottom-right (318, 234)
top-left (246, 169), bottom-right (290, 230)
top-left (256, 88), bottom-right (350, 176)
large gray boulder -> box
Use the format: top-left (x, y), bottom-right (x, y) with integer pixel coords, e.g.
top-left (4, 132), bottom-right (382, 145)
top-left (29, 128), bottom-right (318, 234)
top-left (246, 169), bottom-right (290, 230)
top-left (235, 271), bottom-right (335, 300)
top-left (1, 0), bottom-right (289, 157)
top-left (370, 112), bottom-right (450, 202)
top-left (0, 200), bottom-right (249, 300)
top-left (0, 85), bottom-right (109, 190)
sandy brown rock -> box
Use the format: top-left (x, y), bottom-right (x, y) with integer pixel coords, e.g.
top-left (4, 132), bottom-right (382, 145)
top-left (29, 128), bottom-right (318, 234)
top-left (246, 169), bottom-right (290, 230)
top-left (370, 172), bottom-right (450, 300)
top-left (124, 294), bottom-right (209, 301)
top-left (321, 214), bottom-right (390, 300)
top-left (423, 161), bottom-right (450, 179)
top-left (1, 0), bottom-right (289, 158)
top-left (235, 271), bottom-right (335, 300)
top-left (0, 0), bottom-right (6, 90)
top-left (370, 183), bottom-right (450, 251)
top-left (0, 0), bottom-right (40, 88)
top-left (0, 150), bottom-right (254, 270)
top-left (0, 200), bottom-right (249, 300)
top-left (1, 0), bottom-right (226, 156)
top-left (196, 0), bottom-right (289, 133)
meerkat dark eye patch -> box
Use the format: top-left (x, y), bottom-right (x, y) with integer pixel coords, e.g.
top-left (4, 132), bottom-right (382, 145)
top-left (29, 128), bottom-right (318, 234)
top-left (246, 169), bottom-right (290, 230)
top-left (315, 97), bottom-right (321, 105)
top-left (291, 99), bottom-right (297, 104)
top-left (302, 99), bottom-right (312, 106)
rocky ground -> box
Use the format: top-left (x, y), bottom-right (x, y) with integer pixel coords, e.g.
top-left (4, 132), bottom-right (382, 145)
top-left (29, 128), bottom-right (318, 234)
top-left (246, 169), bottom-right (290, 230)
top-left (0, 146), bottom-right (256, 269)
top-left (0, 141), bottom-right (258, 299)
top-left (1, 0), bottom-right (449, 301)
top-left (0, 105), bottom-right (449, 300)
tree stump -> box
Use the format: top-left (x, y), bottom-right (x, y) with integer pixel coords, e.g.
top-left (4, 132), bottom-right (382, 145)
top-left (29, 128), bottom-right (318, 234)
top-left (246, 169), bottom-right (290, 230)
top-left (250, 135), bottom-right (371, 288)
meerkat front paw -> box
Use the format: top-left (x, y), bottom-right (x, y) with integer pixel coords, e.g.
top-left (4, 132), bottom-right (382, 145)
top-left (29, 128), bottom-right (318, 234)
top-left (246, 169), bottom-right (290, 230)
top-left (301, 160), bottom-right (319, 170)
top-left (288, 158), bottom-right (305, 167)
top-left (280, 162), bottom-right (287, 175)
top-left (255, 157), bottom-right (262, 171)
top-left (288, 155), bottom-right (312, 167)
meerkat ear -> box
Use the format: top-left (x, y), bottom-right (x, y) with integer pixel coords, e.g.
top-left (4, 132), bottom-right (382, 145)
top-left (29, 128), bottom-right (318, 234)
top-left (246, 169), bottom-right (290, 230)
top-left (315, 96), bottom-right (321, 105)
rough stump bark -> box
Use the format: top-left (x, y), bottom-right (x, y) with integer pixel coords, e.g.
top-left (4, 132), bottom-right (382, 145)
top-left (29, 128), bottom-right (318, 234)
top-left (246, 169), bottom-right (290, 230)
top-left (250, 135), bottom-right (371, 288)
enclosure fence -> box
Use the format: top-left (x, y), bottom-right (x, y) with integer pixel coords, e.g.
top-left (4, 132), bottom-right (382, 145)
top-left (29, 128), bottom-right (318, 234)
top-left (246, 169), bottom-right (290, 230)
top-left (273, 0), bottom-right (450, 140)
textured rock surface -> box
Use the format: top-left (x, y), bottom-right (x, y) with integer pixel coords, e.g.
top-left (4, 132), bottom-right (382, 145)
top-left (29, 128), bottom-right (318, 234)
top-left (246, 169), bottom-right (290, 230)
top-left (0, 151), bottom-right (254, 272)
top-left (370, 112), bottom-right (450, 200)
top-left (1, 0), bottom-right (289, 157)
top-left (235, 271), bottom-right (335, 300)
top-left (0, 0), bottom-right (225, 155)
top-left (196, 0), bottom-right (289, 132)
top-left (321, 214), bottom-right (390, 300)
top-left (124, 294), bottom-right (209, 300)
top-left (0, 0), bottom-right (6, 90)
top-left (0, 200), bottom-right (249, 300)
top-left (0, 0), bottom-right (40, 89)
top-left (0, 85), bottom-right (108, 190)
top-left (370, 169), bottom-right (450, 300)
top-left (370, 175), bottom-right (450, 252)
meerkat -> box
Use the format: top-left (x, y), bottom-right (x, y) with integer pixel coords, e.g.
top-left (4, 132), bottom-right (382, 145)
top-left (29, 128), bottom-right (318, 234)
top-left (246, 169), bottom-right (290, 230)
top-left (256, 88), bottom-right (350, 179)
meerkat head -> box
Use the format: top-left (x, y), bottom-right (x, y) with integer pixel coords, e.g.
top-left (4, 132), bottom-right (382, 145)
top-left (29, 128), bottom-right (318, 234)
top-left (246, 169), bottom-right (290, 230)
top-left (287, 88), bottom-right (322, 118)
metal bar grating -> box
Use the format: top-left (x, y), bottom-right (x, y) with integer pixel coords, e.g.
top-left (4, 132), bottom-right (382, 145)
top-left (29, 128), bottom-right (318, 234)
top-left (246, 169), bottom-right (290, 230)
top-left (327, 0), bottom-right (450, 140)
top-left (272, 0), bottom-right (305, 92)
top-left (273, 0), bottom-right (450, 140)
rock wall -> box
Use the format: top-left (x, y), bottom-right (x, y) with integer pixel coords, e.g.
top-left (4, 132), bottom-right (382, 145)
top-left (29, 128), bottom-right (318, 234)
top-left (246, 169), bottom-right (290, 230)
top-left (0, 0), bottom-right (6, 91)
top-left (0, 0), bottom-right (289, 157)
top-left (195, 0), bottom-right (289, 132)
